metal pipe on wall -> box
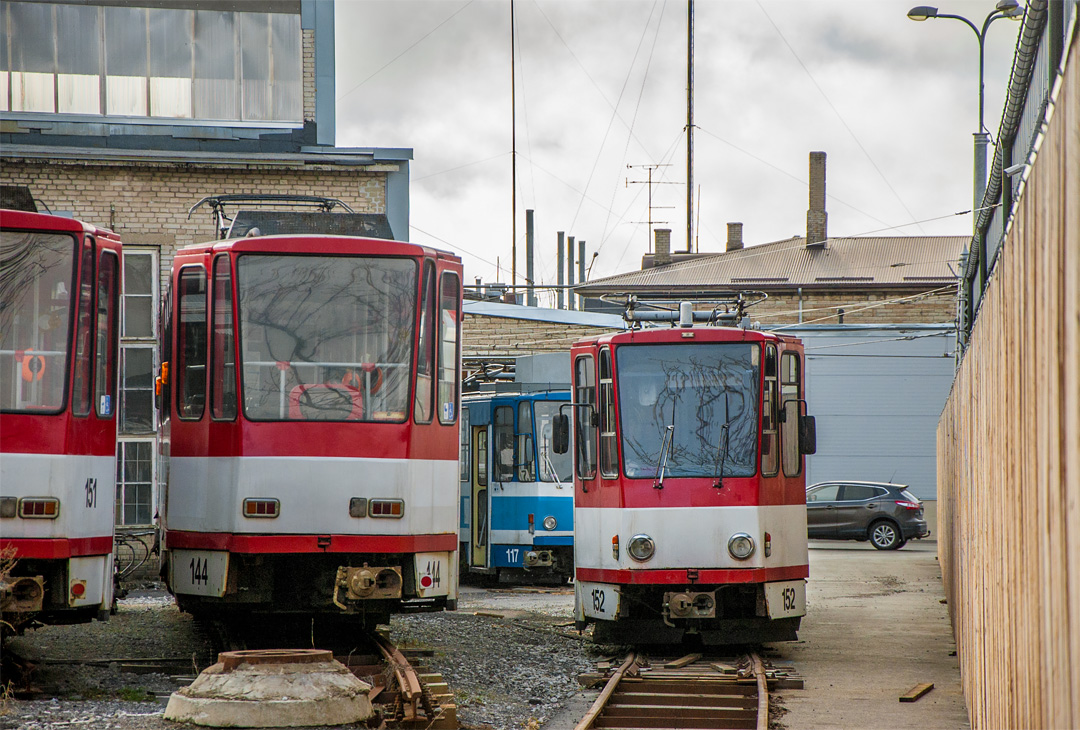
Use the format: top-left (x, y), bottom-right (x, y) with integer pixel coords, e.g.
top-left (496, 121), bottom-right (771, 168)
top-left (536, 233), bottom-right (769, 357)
top-left (567, 236), bottom-right (576, 310)
top-left (557, 231), bottom-right (565, 310)
top-left (526, 209), bottom-right (536, 307)
top-left (578, 239), bottom-right (586, 311)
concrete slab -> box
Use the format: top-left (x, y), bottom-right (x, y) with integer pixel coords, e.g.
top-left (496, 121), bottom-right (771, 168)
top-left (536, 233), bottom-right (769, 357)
top-left (777, 540), bottom-right (969, 730)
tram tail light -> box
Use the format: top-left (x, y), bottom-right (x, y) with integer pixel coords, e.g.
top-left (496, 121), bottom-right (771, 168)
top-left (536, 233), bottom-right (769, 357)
top-left (764, 532), bottom-right (772, 558)
top-left (370, 499), bottom-right (404, 518)
top-left (19, 498), bottom-right (59, 519)
top-left (70, 581), bottom-right (86, 598)
top-left (0, 497), bottom-right (17, 518)
top-left (611, 535), bottom-right (620, 560)
top-left (243, 498), bottom-right (280, 518)
top-left (349, 498), bottom-right (368, 518)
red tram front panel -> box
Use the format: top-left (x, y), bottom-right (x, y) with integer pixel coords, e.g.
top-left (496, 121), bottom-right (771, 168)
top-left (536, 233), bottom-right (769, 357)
top-left (1, 209), bottom-right (121, 628)
top-left (569, 325), bottom-right (812, 644)
top-left (159, 235), bottom-right (462, 625)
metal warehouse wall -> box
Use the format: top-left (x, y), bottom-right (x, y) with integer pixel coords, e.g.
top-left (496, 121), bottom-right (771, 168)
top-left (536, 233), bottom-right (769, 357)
top-left (789, 324), bottom-right (957, 502)
top-left (937, 29), bottom-right (1079, 730)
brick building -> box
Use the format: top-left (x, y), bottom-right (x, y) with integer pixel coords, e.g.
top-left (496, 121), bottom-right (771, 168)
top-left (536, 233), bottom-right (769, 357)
top-left (1, 0), bottom-right (409, 530)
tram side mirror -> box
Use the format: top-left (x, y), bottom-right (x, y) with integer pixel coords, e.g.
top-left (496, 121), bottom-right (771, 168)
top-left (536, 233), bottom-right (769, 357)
top-left (799, 415), bottom-right (817, 455)
top-left (552, 414), bottom-right (570, 454)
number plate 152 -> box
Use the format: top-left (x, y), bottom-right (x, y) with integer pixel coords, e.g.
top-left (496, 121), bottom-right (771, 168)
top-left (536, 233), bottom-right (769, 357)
top-left (577, 580), bottom-right (620, 621)
top-left (171, 550), bottom-right (229, 597)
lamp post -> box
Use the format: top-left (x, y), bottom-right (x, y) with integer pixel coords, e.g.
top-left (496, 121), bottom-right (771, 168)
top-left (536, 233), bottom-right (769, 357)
top-left (907, 1), bottom-right (1024, 225)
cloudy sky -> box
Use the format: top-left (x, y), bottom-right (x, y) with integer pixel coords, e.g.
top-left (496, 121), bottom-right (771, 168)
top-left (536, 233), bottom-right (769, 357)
top-left (335, 0), bottom-right (1023, 304)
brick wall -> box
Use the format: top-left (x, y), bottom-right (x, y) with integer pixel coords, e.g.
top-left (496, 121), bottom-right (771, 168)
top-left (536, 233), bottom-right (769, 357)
top-left (748, 288), bottom-right (957, 326)
top-left (463, 313), bottom-right (620, 358)
top-left (1, 158), bottom-right (391, 289)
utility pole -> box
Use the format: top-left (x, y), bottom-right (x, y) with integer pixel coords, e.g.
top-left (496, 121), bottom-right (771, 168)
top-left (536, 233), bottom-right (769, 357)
top-left (510, 0), bottom-right (517, 295)
top-left (686, 0), bottom-right (694, 253)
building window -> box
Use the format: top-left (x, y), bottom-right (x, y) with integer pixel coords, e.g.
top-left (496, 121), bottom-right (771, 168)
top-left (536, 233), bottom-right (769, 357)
top-left (116, 440), bottom-right (153, 526)
top-left (1, 2), bottom-right (301, 123)
top-left (120, 346), bottom-right (155, 434)
top-left (123, 250), bottom-right (157, 339)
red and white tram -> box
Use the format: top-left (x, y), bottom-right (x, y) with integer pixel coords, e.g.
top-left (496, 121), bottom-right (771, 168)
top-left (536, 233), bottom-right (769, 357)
top-left (1, 209), bottom-right (121, 632)
top-left (556, 300), bottom-right (816, 644)
top-left (158, 232), bottom-right (462, 643)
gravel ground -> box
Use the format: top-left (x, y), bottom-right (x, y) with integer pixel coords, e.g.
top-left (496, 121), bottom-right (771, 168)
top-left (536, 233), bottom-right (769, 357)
top-left (0, 585), bottom-right (602, 730)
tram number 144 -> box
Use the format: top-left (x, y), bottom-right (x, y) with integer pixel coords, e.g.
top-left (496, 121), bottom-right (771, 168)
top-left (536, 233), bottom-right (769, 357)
top-left (189, 557), bottom-right (209, 585)
top-left (171, 550), bottom-right (228, 597)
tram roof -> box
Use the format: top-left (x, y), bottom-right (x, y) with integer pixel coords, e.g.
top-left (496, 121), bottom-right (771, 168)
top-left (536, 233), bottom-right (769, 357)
top-left (572, 325), bottom-right (801, 348)
top-left (1, 208), bottom-right (119, 240)
top-left (176, 234), bottom-right (459, 262)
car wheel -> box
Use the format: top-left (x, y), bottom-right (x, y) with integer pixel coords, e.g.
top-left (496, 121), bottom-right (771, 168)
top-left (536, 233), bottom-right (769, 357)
top-left (870, 521), bottom-right (902, 550)
top-left (896, 538), bottom-right (908, 549)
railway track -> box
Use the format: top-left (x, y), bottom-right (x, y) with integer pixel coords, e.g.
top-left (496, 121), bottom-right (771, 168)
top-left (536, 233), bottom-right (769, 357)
top-left (575, 652), bottom-right (800, 730)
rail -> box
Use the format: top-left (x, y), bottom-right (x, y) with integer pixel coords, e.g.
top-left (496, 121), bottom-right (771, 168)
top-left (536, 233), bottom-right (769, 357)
top-left (576, 652), bottom-right (796, 730)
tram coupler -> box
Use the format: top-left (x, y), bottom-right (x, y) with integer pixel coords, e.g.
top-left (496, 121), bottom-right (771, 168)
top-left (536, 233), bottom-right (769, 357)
top-left (332, 565), bottom-right (402, 610)
top-left (0, 575), bottom-right (45, 613)
top-left (663, 590), bottom-right (717, 626)
top-left (524, 550), bottom-right (554, 568)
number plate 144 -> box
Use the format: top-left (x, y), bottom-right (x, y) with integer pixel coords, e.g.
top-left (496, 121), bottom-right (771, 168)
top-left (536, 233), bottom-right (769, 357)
top-left (170, 550), bottom-right (229, 597)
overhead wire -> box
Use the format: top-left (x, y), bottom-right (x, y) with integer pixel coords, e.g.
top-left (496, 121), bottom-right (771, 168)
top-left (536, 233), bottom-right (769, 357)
top-left (336, 1), bottom-right (475, 102)
top-left (754, 2), bottom-right (925, 233)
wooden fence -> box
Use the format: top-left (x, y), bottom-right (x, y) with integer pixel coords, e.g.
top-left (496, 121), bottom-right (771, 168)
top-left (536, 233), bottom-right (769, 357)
top-left (937, 30), bottom-right (1080, 730)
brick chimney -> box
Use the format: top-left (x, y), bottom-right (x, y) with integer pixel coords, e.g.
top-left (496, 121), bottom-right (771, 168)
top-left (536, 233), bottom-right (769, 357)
top-left (806, 151), bottom-right (827, 249)
top-left (654, 228), bottom-right (672, 266)
top-left (726, 222), bottom-right (744, 252)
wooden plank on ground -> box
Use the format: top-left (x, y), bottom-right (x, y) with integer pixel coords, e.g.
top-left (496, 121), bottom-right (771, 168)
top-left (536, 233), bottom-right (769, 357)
top-left (899, 683), bottom-right (934, 703)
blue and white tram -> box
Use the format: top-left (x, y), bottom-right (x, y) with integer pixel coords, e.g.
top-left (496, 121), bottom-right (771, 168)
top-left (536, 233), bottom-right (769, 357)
top-left (459, 390), bottom-right (574, 582)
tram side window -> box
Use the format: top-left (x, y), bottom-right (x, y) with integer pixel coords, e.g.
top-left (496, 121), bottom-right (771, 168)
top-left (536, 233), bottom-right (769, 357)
top-left (72, 240), bottom-right (95, 416)
top-left (781, 352), bottom-right (802, 476)
top-left (517, 401), bottom-right (535, 482)
top-left (437, 272), bottom-right (461, 425)
top-left (176, 267), bottom-right (207, 420)
top-left (414, 262), bottom-right (436, 423)
top-left (0, 231), bottom-right (78, 413)
top-left (494, 405), bottom-right (514, 481)
top-left (761, 344), bottom-right (779, 477)
top-left (210, 256), bottom-right (236, 420)
top-left (94, 251), bottom-right (119, 418)
top-left (574, 356), bottom-right (597, 480)
top-left (598, 349), bottom-right (617, 478)
top-left (459, 409), bottom-right (471, 482)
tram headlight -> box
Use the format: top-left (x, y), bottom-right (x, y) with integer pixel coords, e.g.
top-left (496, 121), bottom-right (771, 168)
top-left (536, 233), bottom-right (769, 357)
top-left (543, 516), bottom-right (557, 531)
top-left (627, 534), bottom-right (656, 562)
top-left (727, 532), bottom-right (755, 560)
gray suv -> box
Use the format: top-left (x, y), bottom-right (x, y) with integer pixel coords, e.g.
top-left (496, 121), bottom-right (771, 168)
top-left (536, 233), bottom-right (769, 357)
top-left (806, 481), bottom-right (930, 550)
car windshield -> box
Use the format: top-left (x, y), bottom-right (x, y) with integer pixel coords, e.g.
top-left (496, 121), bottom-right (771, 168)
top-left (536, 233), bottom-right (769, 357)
top-left (616, 342), bottom-right (760, 479)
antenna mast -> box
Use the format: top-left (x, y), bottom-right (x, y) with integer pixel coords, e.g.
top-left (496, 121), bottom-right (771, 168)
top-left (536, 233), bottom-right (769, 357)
top-left (510, 0), bottom-right (517, 294)
top-left (686, 0), bottom-right (694, 254)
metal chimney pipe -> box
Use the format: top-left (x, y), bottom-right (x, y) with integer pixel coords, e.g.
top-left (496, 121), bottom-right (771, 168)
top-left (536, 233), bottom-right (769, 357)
top-left (578, 239), bottom-right (586, 310)
top-left (567, 236), bottom-right (576, 311)
top-left (526, 209), bottom-right (536, 307)
top-left (557, 232), bottom-right (565, 310)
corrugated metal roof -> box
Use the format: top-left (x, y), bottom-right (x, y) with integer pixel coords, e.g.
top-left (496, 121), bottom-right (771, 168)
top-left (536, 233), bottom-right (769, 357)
top-left (576, 235), bottom-right (967, 295)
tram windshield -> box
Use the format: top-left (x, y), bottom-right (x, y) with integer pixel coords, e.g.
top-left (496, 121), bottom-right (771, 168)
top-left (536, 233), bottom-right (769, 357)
top-left (236, 254), bottom-right (417, 422)
top-left (616, 343), bottom-right (760, 479)
top-left (0, 230), bottom-right (77, 413)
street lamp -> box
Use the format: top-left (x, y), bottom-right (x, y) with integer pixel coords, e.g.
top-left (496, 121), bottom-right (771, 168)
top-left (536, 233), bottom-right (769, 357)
top-left (908, 1), bottom-right (1025, 223)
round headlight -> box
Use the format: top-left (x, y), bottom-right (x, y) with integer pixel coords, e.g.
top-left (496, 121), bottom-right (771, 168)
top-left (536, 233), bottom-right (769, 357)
top-left (627, 534), bottom-right (656, 562)
top-left (543, 515), bottom-right (557, 531)
top-left (728, 533), bottom-right (755, 560)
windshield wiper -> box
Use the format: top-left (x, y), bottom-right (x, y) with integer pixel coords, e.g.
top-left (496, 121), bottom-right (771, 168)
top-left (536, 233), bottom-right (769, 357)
top-left (653, 407), bottom-right (676, 490)
top-left (713, 391), bottom-right (732, 490)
